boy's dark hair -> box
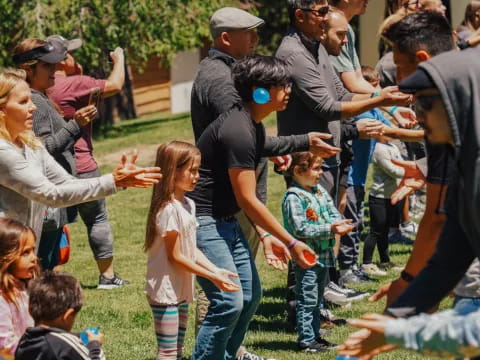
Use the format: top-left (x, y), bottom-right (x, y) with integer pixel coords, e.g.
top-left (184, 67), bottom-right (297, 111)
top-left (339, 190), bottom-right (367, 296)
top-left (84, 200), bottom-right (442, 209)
top-left (287, 152), bottom-right (320, 177)
top-left (361, 65), bottom-right (380, 85)
top-left (287, 0), bottom-right (326, 24)
top-left (232, 55), bottom-right (290, 103)
top-left (28, 272), bottom-right (83, 323)
top-left (383, 10), bottom-right (455, 61)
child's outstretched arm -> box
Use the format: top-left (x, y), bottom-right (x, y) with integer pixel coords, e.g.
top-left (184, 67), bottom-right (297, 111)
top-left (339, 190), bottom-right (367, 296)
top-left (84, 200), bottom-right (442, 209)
top-left (163, 230), bottom-right (239, 292)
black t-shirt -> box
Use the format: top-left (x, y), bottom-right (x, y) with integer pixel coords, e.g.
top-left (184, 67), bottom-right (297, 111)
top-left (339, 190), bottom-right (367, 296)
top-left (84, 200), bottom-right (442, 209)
top-left (426, 141), bottom-right (455, 185)
top-left (188, 106), bottom-right (265, 218)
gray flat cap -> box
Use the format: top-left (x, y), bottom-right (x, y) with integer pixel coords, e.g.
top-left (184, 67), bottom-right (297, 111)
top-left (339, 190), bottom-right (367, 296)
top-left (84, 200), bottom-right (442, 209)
top-left (210, 7), bottom-right (264, 39)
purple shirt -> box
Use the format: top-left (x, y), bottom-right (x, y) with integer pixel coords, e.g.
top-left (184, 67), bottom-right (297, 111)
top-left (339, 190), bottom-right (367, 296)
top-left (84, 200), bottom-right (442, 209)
top-left (47, 74), bottom-right (106, 174)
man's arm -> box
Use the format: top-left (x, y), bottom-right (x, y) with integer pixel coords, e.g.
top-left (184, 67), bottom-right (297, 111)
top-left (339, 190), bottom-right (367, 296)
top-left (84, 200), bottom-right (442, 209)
top-left (382, 126), bottom-right (425, 142)
top-left (386, 208), bottom-right (475, 316)
top-left (340, 69), bottom-right (377, 94)
top-left (103, 48), bottom-right (125, 97)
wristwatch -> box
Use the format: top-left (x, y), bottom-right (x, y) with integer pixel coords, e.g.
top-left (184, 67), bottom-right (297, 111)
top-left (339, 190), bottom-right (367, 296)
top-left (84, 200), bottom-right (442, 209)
top-left (400, 270), bottom-right (415, 283)
top-left (457, 38), bottom-right (471, 50)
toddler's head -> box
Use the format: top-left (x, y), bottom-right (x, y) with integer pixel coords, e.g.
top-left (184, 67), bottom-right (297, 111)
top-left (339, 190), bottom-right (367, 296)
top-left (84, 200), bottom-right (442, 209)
top-left (28, 271), bottom-right (83, 331)
top-left (361, 65), bottom-right (380, 89)
top-left (0, 218), bottom-right (38, 304)
top-left (288, 152), bottom-right (323, 189)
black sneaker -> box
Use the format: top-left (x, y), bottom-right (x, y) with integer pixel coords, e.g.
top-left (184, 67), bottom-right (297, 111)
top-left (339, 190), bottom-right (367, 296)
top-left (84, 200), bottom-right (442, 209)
top-left (97, 273), bottom-right (129, 290)
top-left (299, 338), bottom-right (337, 352)
top-left (352, 267), bottom-right (377, 282)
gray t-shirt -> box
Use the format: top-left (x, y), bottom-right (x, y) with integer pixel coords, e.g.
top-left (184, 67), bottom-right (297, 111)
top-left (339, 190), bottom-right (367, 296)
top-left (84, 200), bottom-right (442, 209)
top-left (369, 142), bottom-right (405, 199)
top-left (330, 24), bottom-right (360, 74)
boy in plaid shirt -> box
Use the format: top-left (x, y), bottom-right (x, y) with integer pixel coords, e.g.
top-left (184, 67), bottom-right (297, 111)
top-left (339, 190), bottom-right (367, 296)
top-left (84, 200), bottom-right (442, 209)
top-left (282, 152), bottom-right (353, 353)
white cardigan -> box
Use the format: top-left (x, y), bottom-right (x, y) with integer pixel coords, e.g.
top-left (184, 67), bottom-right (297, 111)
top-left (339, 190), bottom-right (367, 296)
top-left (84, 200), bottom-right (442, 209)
top-left (0, 139), bottom-right (117, 241)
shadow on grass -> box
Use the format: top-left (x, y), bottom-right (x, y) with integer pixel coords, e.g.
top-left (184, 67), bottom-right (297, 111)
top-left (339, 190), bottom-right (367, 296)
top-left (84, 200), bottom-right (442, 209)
top-left (389, 248), bottom-right (412, 256)
top-left (80, 283), bottom-right (99, 290)
top-left (249, 286), bottom-right (292, 333)
top-left (249, 340), bottom-right (297, 352)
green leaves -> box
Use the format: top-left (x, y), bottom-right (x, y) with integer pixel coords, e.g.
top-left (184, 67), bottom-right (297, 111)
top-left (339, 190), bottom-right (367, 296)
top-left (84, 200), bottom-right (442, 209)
top-left (0, 0), bottom-right (231, 70)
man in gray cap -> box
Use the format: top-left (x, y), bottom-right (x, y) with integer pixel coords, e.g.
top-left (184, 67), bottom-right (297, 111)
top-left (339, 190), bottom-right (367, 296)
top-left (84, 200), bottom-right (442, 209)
top-left (191, 7), bottom-right (276, 360)
top-left (46, 35), bottom-right (128, 290)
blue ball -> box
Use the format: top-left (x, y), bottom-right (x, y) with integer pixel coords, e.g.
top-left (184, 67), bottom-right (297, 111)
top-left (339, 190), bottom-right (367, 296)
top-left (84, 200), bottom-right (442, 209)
top-left (253, 88), bottom-right (270, 104)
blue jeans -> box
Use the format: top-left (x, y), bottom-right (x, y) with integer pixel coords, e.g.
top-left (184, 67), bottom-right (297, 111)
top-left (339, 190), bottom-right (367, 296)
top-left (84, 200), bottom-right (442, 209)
top-left (294, 262), bottom-right (329, 345)
top-left (453, 296), bottom-right (480, 315)
top-left (192, 216), bottom-right (262, 360)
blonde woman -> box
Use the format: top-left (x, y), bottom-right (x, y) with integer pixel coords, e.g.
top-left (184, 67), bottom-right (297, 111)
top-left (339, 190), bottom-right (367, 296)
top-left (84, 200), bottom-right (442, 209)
top-left (0, 69), bottom-right (161, 243)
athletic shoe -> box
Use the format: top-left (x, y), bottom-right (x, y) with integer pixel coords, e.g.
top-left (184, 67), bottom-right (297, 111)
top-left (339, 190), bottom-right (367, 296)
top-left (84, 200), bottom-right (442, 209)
top-left (323, 282), bottom-right (351, 307)
top-left (378, 262), bottom-right (403, 272)
top-left (327, 281), bottom-right (369, 302)
top-left (388, 229), bottom-right (414, 245)
top-left (352, 264), bottom-right (377, 282)
top-left (319, 309), bottom-right (347, 326)
top-left (97, 273), bottom-right (129, 289)
top-left (299, 338), bottom-right (337, 352)
top-left (361, 264), bottom-right (387, 276)
top-left (236, 351), bottom-right (276, 360)
top-left (338, 269), bottom-right (364, 285)
top-left (400, 221), bottom-right (418, 238)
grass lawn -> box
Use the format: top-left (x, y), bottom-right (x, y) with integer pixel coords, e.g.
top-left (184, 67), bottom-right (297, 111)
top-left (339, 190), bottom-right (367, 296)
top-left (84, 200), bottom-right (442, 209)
top-left (63, 112), bottom-right (447, 359)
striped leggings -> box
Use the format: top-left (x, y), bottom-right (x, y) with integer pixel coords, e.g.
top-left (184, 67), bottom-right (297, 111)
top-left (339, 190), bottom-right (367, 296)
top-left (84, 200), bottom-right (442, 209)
top-left (149, 302), bottom-right (189, 360)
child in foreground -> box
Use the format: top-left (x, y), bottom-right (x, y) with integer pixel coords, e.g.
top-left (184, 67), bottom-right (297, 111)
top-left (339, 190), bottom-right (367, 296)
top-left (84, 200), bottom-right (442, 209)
top-left (15, 271), bottom-right (105, 359)
top-left (144, 141), bottom-right (239, 360)
top-left (0, 218), bottom-right (37, 360)
top-left (282, 152), bottom-right (353, 353)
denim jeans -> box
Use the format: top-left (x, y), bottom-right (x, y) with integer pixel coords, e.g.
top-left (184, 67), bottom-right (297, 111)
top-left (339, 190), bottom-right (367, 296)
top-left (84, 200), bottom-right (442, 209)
top-left (453, 296), bottom-right (480, 315)
top-left (192, 216), bottom-right (262, 360)
top-left (294, 262), bottom-right (329, 345)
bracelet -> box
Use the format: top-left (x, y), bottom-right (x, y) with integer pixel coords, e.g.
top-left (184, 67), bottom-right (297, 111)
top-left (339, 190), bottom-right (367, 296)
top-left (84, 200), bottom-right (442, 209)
top-left (388, 105), bottom-right (399, 116)
top-left (287, 239), bottom-right (298, 249)
top-left (259, 232), bottom-right (271, 241)
top-left (370, 91), bottom-right (380, 98)
top-left (400, 270), bottom-right (415, 283)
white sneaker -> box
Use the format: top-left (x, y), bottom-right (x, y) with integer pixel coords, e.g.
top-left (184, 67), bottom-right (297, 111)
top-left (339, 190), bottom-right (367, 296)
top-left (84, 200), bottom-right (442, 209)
top-left (400, 221), bottom-right (418, 237)
top-left (324, 282), bottom-right (351, 307)
top-left (361, 263), bottom-right (387, 276)
top-left (237, 351), bottom-right (276, 360)
top-left (326, 281), bottom-right (369, 302)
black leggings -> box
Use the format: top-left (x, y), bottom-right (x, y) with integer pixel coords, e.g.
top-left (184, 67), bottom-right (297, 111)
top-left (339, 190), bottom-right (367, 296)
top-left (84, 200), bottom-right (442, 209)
top-left (363, 196), bottom-right (402, 264)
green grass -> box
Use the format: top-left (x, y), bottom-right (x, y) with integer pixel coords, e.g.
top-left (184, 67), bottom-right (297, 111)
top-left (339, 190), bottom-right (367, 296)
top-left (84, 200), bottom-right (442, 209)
top-left (64, 112), bottom-right (446, 359)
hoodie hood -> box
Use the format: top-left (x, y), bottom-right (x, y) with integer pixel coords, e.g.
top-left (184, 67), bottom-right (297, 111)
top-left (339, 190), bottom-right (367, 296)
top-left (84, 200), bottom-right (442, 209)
top-left (417, 47), bottom-right (480, 151)
top-left (416, 47), bottom-right (480, 258)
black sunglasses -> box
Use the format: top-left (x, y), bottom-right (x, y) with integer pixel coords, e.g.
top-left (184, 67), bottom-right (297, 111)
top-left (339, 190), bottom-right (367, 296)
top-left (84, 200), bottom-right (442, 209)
top-left (299, 5), bottom-right (330, 17)
top-left (414, 94), bottom-right (442, 117)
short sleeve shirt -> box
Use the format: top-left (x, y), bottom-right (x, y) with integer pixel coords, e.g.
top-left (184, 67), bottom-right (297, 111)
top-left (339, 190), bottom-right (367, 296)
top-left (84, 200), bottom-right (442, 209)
top-left (330, 25), bottom-right (361, 74)
top-left (145, 198), bottom-right (197, 305)
top-left (47, 74), bottom-right (106, 174)
top-left (187, 106), bottom-right (265, 218)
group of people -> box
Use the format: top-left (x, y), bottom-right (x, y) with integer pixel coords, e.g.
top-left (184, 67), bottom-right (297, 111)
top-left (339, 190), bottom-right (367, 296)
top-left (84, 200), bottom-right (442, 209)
top-left (1, 0), bottom-right (480, 359)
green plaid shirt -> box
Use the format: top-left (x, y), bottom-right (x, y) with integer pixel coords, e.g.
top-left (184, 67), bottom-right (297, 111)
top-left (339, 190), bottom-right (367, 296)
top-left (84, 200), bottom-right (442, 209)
top-left (282, 183), bottom-right (341, 267)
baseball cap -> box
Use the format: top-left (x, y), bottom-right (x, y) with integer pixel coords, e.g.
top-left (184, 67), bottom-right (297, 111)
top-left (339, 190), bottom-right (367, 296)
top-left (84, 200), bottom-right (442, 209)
top-left (46, 35), bottom-right (82, 52)
top-left (12, 40), bottom-right (67, 65)
top-left (399, 68), bottom-right (435, 94)
top-left (210, 7), bottom-right (264, 39)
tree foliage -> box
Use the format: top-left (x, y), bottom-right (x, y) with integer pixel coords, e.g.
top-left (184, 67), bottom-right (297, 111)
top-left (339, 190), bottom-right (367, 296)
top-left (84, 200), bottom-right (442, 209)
top-left (0, 0), bottom-right (232, 69)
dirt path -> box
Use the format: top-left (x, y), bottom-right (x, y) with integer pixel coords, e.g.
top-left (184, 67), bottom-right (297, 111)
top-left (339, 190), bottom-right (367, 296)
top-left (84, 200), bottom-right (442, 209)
top-left (96, 125), bottom-right (278, 167)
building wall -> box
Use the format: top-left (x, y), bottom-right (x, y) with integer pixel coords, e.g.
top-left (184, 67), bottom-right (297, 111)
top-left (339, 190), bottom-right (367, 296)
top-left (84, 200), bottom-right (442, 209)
top-left (170, 49), bottom-right (201, 114)
top-left (359, 1), bottom-right (470, 67)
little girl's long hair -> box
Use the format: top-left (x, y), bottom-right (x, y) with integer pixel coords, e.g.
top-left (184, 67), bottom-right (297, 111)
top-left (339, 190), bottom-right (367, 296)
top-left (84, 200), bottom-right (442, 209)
top-left (0, 218), bottom-right (39, 305)
top-left (144, 141), bottom-right (200, 251)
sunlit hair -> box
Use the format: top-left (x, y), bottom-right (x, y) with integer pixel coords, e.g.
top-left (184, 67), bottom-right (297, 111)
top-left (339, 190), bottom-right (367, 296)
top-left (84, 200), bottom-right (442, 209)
top-left (463, 1), bottom-right (480, 29)
top-left (378, 10), bottom-right (408, 37)
top-left (0, 218), bottom-right (39, 307)
top-left (0, 69), bottom-right (41, 149)
top-left (287, 151), bottom-right (322, 177)
top-left (361, 65), bottom-right (380, 86)
top-left (144, 141), bottom-right (200, 251)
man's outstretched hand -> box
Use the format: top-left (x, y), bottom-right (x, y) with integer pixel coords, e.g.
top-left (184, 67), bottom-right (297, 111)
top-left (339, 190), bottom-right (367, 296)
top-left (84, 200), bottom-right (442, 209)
top-left (308, 132), bottom-right (341, 158)
top-left (390, 159), bottom-right (426, 205)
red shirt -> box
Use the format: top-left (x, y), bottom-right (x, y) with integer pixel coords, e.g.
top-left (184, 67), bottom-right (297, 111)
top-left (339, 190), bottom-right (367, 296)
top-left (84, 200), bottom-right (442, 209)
top-left (47, 74), bottom-right (106, 174)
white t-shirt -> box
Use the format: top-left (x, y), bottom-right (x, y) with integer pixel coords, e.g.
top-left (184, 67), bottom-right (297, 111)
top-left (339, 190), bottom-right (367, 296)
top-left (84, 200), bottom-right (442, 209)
top-left (145, 197), bottom-right (197, 305)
